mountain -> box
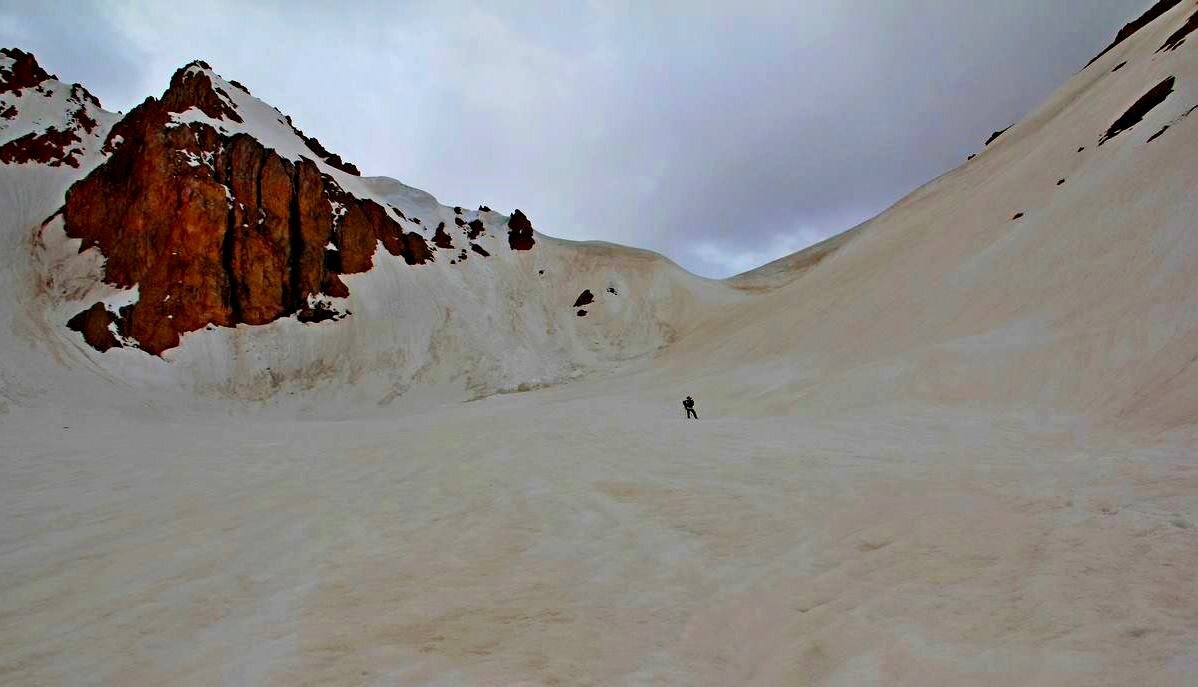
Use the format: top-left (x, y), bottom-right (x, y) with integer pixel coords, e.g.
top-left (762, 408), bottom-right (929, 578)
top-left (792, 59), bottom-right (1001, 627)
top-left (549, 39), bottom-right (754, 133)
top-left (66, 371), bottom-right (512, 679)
top-left (3, 4), bottom-right (1198, 685)
top-left (1, 49), bottom-right (735, 406)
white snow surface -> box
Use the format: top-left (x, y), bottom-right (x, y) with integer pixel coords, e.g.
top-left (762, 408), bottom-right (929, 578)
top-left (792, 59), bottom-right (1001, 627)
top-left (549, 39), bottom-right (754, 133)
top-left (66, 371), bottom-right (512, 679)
top-left (4, 5), bottom-right (1198, 685)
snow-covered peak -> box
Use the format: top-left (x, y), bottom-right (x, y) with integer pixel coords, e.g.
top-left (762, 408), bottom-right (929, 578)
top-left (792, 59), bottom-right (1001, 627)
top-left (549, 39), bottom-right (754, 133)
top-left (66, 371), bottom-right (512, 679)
top-left (0, 48), bottom-right (118, 169)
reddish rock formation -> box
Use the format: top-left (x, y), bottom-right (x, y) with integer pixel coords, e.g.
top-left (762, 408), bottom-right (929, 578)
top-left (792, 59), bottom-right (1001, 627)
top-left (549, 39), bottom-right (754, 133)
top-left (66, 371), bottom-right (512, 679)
top-left (453, 206), bottom-right (462, 214)
top-left (470, 243), bottom-right (490, 257)
top-left (573, 289), bottom-right (595, 308)
top-left (66, 303), bottom-right (121, 351)
top-left (1, 104), bottom-right (16, 119)
top-left (467, 218), bottom-right (485, 241)
top-left (507, 209), bottom-right (536, 250)
top-left (576, 309), bottom-right (587, 317)
top-left (281, 116), bottom-right (362, 176)
top-left (0, 48), bottom-right (53, 96)
top-left (454, 217), bottom-right (466, 228)
top-left (0, 126), bottom-right (82, 167)
top-left (62, 62), bottom-right (428, 355)
top-left (432, 222), bottom-right (454, 249)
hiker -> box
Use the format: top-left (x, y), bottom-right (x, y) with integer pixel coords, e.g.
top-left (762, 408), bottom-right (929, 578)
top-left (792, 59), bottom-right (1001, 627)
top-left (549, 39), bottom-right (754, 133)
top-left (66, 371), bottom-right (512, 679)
top-left (683, 396), bottom-right (698, 419)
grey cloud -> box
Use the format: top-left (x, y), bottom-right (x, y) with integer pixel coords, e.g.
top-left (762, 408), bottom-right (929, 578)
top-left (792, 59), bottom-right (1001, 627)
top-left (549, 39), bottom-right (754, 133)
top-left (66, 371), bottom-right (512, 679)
top-left (1, 0), bottom-right (1148, 276)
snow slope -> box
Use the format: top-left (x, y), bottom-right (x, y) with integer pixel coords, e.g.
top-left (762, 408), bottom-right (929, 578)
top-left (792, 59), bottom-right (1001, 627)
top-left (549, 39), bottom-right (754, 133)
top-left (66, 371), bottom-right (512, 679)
top-left (3, 4), bottom-right (1198, 686)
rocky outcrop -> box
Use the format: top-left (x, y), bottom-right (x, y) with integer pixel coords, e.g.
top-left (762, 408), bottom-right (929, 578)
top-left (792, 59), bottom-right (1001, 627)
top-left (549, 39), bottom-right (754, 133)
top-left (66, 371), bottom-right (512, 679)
top-left (62, 63), bottom-right (430, 355)
top-left (467, 218), bottom-right (485, 241)
top-left (66, 303), bottom-right (121, 352)
top-left (507, 209), bottom-right (536, 250)
top-left (984, 126), bottom-right (1010, 146)
top-left (1158, 8), bottom-right (1198, 52)
top-left (0, 126), bottom-right (83, 167)
top-left (1100, 76), bottom-right (1174, 145)
top-left (573, 289), bottom-right (594, 308)
top-left (1084, 0), bottom-right (1182, 67)
top-left (0, 48), bottom-right (53, 96)
top-left (1, 50), bottom-right (107, 168)
top-left (432, 222), bottom-right (454, 249)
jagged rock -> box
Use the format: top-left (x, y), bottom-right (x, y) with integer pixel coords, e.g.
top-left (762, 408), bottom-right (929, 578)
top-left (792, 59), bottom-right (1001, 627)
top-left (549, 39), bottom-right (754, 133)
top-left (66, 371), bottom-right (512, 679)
top-left (1100, 76), bottom-right (1175, 145)
top-left (1158, 8), bottom-right (1198, 53)
top-left (507, 209), bottom-right (536, 250)
top-left (467, 218), bottom-right (485, 241)
top-left (1085, 0), bottom-right (1181, 67)
top-left (454, 217), bottom-right (466, 227)
top-left (61, 62), bottom-right (425, 354)
top-left (573, 289), bottom-right (594, 307)
top-left (66, 303), bottom-right (122, 351)
top-left (432, 222), bottom-right (454, 249)
top-left (0, 127), bottom-right (82, 167)
top-left (0, 48), bottom-right (53, 96)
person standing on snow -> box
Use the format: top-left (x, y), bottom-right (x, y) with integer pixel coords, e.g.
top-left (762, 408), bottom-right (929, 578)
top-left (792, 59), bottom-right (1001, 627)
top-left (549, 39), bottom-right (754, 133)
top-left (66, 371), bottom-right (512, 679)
top-left (683, 396), bottom-right (698, 419)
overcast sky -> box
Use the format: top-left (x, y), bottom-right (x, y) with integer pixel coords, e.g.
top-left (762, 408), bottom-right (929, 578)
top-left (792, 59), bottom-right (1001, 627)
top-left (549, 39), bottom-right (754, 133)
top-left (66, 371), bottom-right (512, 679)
top-left (2, 0), bottom-right (1147, 277)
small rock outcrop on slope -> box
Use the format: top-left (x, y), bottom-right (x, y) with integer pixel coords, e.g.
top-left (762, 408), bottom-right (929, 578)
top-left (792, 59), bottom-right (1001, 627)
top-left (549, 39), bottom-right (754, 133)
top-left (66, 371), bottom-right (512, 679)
top-left (61, 63), bottom-right (433, 354)
top-left (65, 303), bottom-right (122, 352)
top-left (1099, 76), bottom-right (1175, 145)
top-left (1157, 8), bottom-right (1198, 53)
top-left (573, 289), bottom-right (595, 307)
top-left (507, 209), bottom-right (536, 250)
top-left (1084, 0), bottom-right (1183, 67)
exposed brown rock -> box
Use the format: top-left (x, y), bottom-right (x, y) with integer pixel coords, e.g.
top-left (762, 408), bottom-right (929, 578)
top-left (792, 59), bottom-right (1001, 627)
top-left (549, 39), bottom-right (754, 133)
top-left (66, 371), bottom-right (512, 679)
top-left (401, 232), bottom-right (433, 265)
top-left (61, 63), bottom-right (435, 355)
top-left (161, 63), bottom-right (243, 123)
top-left (470, 243), bottom-right (490, 257)
top-left (507, 209), bottom-right (536, 250)
top-left (1100, 76), bottom-right (1175, 145)
top-left (282, 115), bottom-right (362, 176)
top-left (1, 104), bottom-right (16, 119)
top-left (454, 217), bottom-right (466, 227)
top-left (296, 300), bottom-right (346, 323)
top-left (478, 205), bottom-right (491, 212)
top-left (576, 309), bottom-right (587, 317)
top-left (1157, 8), bottom-right (1198, 52)
top-left (1012, 213), bottom-right (1024, 220)
top-left (573, 289), bottom-right (594, 307)
top-left (1112, 61), bottom-right (1128, 72)
top-left (1084, 0), bottom-right (1182, 68)
top-left (0, 48), bottom-right (53, 96)
top-left (453, 206), bottom-right (462, 214)
top-left (432, 222), bottom-right (454, 249)
top-left (467, 218), bottom-right (485, 241)
top-left (0, 126), bottom-right (82, 167)
top-left (66, 303), bottom-right (122, 352)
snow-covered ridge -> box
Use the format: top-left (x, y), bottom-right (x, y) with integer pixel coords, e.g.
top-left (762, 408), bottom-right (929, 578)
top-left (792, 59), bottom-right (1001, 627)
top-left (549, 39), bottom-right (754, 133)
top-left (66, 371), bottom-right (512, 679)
top-left (0, 49), bottom-right (738, 405)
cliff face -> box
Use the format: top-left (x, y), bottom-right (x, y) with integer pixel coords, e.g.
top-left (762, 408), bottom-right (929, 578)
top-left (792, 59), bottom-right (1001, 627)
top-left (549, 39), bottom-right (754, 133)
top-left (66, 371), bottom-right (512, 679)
top-left (59, 63), bottom-right (444, 354)
top-left (2, 49), bottom-right (690, 404)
